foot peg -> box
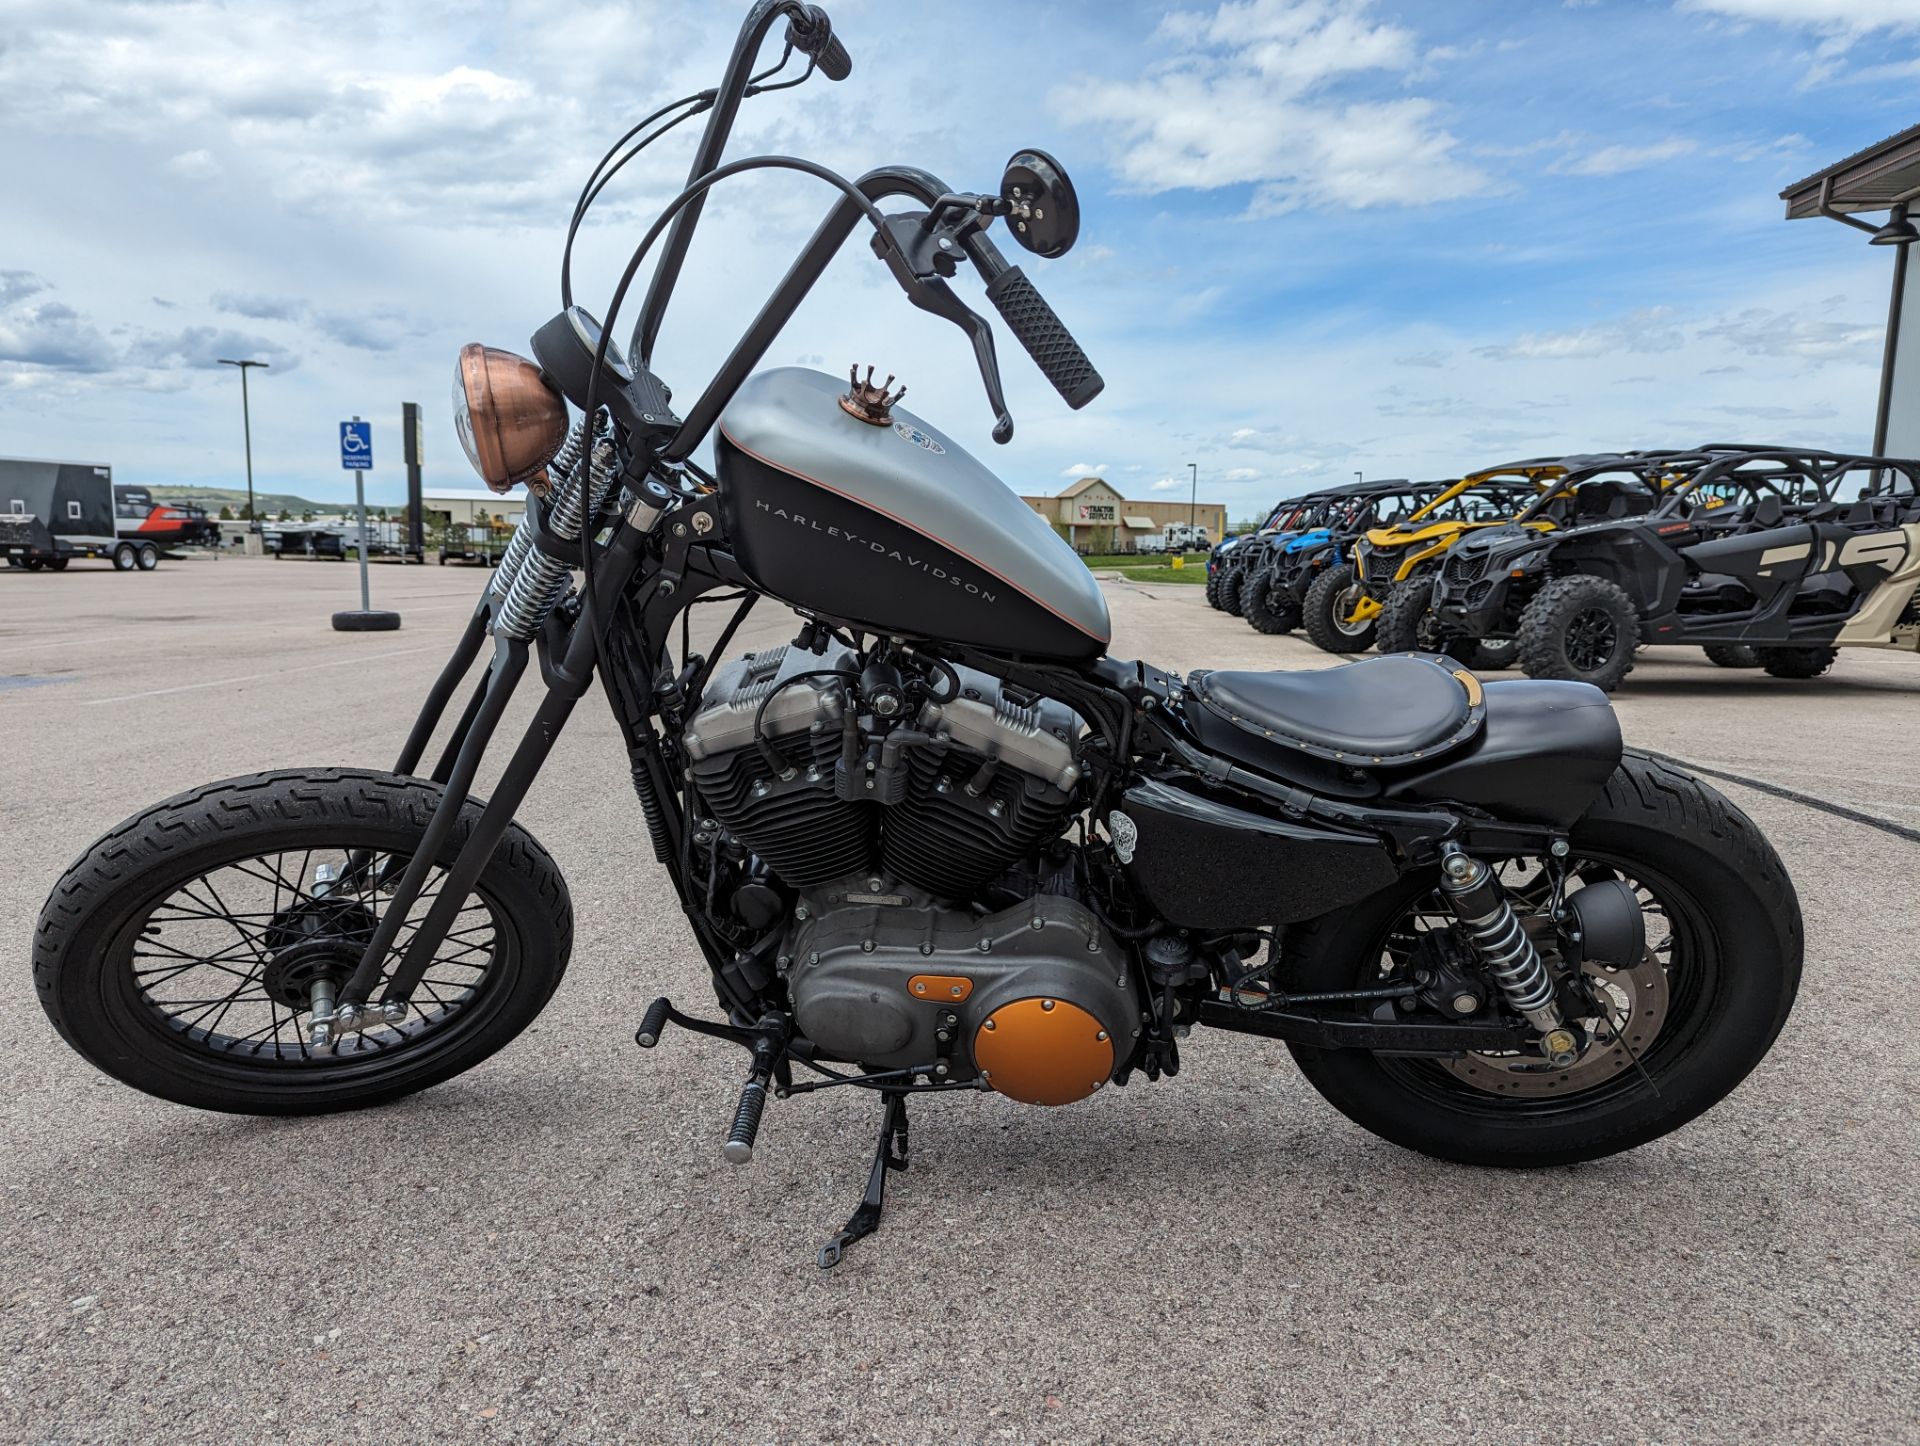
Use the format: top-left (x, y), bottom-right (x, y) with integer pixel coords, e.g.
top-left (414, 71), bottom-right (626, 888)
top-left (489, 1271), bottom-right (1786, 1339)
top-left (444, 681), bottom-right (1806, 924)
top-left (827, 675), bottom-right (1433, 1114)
top-left (634, 996), bottom-right (672, 1048)
top-left (724, 1077), bottom-right (767, 1164)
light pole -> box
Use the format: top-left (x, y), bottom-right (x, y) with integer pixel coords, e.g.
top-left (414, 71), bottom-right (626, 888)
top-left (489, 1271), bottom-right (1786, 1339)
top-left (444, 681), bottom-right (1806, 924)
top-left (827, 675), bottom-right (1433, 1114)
top-left (218, 358), bottom-right (268, 536)
top-left (1354, 470), bottom-right (1363, 486)
top-left (1187, 461), bottom-right (1197, 543)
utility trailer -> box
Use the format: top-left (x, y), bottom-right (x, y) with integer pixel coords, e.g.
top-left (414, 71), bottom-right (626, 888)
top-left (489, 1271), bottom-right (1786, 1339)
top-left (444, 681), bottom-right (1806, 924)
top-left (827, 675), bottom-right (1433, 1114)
top-left (0, 457), bottom-right (164, 571)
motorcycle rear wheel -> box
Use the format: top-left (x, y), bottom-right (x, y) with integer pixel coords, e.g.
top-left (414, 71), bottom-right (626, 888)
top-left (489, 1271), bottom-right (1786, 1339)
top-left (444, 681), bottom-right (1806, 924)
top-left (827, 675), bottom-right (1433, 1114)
top-left (1279, 751), bottom-right (1800, 1166)
top-left (33, 768), bottom-right (572, 1115)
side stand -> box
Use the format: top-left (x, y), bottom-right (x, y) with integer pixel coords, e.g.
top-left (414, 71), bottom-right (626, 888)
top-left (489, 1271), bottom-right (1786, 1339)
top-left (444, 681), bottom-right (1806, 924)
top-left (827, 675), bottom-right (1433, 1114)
top-left (818, 1090), bottom-right (911, 1270)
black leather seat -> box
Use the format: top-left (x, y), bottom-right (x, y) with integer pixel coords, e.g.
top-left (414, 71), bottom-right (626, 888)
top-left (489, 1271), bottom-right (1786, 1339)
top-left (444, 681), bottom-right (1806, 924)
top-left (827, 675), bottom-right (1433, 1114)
top-left (1188, 654), bottom-right (1485, 767)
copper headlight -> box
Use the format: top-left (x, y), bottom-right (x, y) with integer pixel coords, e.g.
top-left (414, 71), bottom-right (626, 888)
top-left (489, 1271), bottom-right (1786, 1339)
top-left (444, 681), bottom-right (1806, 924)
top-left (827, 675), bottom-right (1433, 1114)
top-left (452, 344), bottom-right (569, 494)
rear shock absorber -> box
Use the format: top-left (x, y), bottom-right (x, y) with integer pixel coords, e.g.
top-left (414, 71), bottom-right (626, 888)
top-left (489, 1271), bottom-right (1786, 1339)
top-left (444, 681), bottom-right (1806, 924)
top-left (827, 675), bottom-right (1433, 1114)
top-left (494, 435), bottom-right (620, 640)
top-left (1437, 844), bottom-right (1578, 1067)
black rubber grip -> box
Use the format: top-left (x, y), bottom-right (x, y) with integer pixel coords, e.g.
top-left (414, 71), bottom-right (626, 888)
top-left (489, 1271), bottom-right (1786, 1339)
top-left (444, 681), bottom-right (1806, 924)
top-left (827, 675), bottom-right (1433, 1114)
top-left (815, 34), bottom-right (851, 80)
top-left (634, 996), bottom-right (672, 1048)
top-left (788, 7), bottom-right (851, 81)
top-left (724, 1080), bottom-right (767, 1163)
top-left (985, 266), bottom-right (1103, 410)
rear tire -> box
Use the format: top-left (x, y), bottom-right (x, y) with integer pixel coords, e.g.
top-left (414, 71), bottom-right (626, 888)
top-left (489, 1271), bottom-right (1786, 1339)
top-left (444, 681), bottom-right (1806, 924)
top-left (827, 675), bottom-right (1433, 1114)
top-left (1756, 645), bottom-right (1837, 679)
top-left (1517, 575), bottom-right (1638, 691)
top-left (1303, 564), bottom-right (1377, 653)
top-left (46, 556), bottom-right (70, 572)
top-left (136, 543), bottom-right (160, 570)
top-left (1702, 644), bottom-right (1761, 669)
top-left (1242, 567), bottom-right (1301, 634)
top-left (1279, 750), bottom-right (1801, 1166)
top-left (32, 768), bottom-right (572, 1115)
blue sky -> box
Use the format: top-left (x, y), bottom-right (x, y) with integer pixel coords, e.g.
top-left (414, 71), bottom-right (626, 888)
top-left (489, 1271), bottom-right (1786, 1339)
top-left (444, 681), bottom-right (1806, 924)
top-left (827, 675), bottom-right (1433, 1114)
top-left (2, 0), bottom-right (1916, 521)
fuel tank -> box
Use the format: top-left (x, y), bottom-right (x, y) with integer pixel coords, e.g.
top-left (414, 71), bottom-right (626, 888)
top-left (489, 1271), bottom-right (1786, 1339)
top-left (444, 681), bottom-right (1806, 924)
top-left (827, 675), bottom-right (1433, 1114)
top-left (714, 368), bottom-right (1111, 660)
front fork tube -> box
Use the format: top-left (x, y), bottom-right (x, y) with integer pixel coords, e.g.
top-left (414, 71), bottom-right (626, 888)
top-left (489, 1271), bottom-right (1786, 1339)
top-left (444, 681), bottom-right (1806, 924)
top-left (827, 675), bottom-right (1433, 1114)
top-left (337, 518), bottom-right (659, 1016)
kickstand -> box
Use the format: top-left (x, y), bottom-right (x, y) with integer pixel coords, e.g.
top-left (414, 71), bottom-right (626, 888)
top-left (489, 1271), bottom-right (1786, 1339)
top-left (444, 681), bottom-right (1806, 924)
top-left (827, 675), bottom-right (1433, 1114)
top-left (817, 1090), bottom-right (910, 1269)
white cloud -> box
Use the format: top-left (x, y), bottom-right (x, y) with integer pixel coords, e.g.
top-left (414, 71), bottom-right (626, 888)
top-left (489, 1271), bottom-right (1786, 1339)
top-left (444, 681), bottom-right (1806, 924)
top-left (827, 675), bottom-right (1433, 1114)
top-left (1680, 0), bottom-right (1920, 30)
top-left (164, 148), bottom-right (220, 180)
top-left (1223, 466), bottom-right (1263, 481)
top-left (1060, 461), bottom-right (1108, 477)
top-left (1475, 307), bottom-right (1685, 361)
top-left (1149, 476), bottom-right (1186, 491)
top-left (1551, 138), bottom-right (1698, 176)
top-left (1053, 0), bottom-right (1493, 211)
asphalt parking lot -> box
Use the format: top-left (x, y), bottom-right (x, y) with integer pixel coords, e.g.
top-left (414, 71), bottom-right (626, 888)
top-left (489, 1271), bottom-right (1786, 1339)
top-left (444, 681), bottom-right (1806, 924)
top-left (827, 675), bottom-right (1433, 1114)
top-left (3, 556), bottom-right (1916, 1444)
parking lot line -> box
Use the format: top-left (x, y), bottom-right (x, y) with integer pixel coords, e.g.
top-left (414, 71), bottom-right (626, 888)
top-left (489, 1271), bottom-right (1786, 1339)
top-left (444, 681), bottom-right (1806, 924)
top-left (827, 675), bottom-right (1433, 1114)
top-left (80, 645), bottom-right (443, 705)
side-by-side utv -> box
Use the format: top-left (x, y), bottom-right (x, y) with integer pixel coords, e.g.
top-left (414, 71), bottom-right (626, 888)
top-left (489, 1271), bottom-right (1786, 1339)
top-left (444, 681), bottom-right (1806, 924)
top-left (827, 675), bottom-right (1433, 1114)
top-left (1420, 449), bottom-right (1920, 690)
top-left (1302, 460), bottom-right (1571, 658)
top-left (1239, 480), bottom-right (1434, 635)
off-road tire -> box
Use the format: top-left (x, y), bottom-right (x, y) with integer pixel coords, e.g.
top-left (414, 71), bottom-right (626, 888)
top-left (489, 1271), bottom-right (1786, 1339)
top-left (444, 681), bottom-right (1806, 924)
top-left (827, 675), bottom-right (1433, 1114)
top-left (1280, 750), bottom-right (1801, 1166)
top-left (32, 768), bottom-right (572, 1115)
top-left (1221, 569), bottom-right (1247, 617)
top-left (1472, 637), bottom-right (1519, 670)
top-left (1303, 564), bottom-right (1377, 654)
top-left (1756, 645), bottom-right (1838, 679)
top-left (1518, 575), bottom-right (1639, 691)
top-left (1242, 567), bottom-right (1301, 634)
top-left (1375, 576), bottom-right (1475, 661)
top-left (1205, 568), bottom-right (1225, 610)
top-left (1702, 644), bottom-right (1761, 669)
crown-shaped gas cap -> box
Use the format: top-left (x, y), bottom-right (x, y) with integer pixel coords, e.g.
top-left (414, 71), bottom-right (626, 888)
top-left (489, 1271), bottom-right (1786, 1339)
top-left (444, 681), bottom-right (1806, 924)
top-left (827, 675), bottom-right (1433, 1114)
top-left (839, 364), bottom-right (907, 426)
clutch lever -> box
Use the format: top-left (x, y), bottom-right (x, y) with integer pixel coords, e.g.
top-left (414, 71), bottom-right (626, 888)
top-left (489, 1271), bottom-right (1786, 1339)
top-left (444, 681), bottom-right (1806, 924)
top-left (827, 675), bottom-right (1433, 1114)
top-left (872, 215), bottom-right (1014, 443)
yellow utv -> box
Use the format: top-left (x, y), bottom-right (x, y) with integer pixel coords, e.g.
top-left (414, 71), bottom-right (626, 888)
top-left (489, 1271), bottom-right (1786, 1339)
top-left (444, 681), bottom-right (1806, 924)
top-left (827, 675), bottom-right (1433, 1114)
top-left (1300, 460), bottom-right (1569, 656)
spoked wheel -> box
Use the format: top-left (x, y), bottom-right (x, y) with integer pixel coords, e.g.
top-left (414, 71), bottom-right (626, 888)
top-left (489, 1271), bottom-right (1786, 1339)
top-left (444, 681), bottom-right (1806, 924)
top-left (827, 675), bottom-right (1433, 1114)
top-left (33, 768), bottom-right (572, 1114)
top-left (1280, 751), bottom-right (1800, 1165)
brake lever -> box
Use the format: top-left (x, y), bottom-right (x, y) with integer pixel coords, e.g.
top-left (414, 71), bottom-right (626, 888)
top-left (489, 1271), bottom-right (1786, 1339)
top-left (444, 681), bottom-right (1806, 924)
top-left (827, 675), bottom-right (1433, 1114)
top-left (872, 216), bottom-right (1014, 443)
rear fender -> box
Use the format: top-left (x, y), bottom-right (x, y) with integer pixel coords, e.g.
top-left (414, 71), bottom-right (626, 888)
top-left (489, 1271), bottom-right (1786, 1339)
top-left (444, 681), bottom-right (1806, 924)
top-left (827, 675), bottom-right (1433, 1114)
top-left (1380, 678), bottom-right (1621, 827)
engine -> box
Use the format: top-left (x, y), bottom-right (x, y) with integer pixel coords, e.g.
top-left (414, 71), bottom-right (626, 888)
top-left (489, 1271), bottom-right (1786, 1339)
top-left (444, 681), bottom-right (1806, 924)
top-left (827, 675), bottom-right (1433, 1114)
top-left (682, 643), bottom-right (1134, 1104)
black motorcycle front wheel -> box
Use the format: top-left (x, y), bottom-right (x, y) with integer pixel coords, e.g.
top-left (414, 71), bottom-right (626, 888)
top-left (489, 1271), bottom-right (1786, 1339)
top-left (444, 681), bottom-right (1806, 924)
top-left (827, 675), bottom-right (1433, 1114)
top-left (1280, 751), bottom-right (1801, 1166)
top-left (32, 769), bottom-right (573, 1115)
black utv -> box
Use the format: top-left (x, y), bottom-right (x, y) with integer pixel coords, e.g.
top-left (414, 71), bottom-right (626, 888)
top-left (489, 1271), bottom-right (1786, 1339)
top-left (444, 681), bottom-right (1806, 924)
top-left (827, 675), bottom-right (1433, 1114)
top-left (1210, 491), bottom-right (1327, 616)
top-left (1410, 449), bottom-right (1920, 690)
top-left (1237, 479), bottom-right (1436, 636)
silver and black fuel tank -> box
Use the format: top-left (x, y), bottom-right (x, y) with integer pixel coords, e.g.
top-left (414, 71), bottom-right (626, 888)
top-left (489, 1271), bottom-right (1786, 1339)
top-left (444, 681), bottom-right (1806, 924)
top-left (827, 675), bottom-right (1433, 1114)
top-left (714, 368), bottom-right (1111, 661)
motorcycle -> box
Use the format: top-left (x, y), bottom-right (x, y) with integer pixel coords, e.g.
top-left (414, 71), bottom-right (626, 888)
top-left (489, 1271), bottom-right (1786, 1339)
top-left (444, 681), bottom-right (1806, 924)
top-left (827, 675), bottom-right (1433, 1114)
top-left (33, 2), bottom-right (1802, 1269)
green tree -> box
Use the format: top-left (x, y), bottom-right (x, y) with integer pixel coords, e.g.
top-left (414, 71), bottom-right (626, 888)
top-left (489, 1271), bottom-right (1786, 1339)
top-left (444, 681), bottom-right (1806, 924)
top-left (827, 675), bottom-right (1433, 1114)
top-left (278, 508), bottom-right (292, 522)
top-left (217, 504), bottom-right (234, 520)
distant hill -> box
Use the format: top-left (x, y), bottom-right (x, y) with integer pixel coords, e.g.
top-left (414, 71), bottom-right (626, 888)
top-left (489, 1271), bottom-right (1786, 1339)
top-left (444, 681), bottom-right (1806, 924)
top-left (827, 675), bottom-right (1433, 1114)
top-left (150, 485), bottom-right (407, 515)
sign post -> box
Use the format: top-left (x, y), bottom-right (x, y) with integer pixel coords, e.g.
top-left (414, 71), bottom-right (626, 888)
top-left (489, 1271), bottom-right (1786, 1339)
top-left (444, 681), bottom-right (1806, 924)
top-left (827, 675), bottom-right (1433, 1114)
top-left (330, 418), bottom-right (401, 632)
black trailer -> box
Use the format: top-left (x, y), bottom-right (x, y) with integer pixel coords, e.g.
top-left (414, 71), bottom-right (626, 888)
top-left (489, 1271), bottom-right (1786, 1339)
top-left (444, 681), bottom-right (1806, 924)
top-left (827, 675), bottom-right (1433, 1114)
top-left (0, 457), bottom-right (162, 571)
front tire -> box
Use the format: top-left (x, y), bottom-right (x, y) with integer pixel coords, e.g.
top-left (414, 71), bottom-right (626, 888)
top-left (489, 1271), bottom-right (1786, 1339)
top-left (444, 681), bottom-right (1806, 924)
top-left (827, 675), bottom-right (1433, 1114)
top-left (1518, 575), bottom-right (1638, 691)
top-left (1302, 564), bottom-right (1377, 653)
top-left (1241, 567), bottom-right (1301, 634)
top-left (33, 768), bottom-right (572, 1115)
top-left (1279, 751), bottom-right (1800, 1166)
top-left (1375, 576), bottom-right (1474, 661)
top-left (113, 543), bottom-right (137, 571)
top-left (1220, 569), bottom-right (1247, 617)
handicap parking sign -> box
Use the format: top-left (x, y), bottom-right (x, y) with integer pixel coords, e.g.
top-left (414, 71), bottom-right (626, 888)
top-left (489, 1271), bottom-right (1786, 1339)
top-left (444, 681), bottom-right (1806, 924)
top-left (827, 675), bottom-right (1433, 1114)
top-left (340, 421), bottom-right (372, 470)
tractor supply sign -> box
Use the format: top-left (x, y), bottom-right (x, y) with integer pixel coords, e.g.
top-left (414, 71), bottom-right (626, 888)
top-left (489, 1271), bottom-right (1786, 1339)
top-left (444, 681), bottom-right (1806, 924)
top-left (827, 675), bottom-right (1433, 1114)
top-left (1076, 503), bottom-right (1116, 522)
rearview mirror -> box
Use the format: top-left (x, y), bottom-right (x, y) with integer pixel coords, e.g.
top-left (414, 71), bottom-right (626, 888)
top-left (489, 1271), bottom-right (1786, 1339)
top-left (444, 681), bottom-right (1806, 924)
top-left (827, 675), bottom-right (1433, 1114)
top-left (1001, 149), bottom-right (1080, 259)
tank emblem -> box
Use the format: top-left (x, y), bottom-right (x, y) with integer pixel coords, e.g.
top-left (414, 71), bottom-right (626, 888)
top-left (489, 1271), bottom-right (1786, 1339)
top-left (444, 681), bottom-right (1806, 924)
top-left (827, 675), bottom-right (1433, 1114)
top-left (893, 421), bottom-right (945, 455)
top-left (1107, 810), bottom-right (1138, 864)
